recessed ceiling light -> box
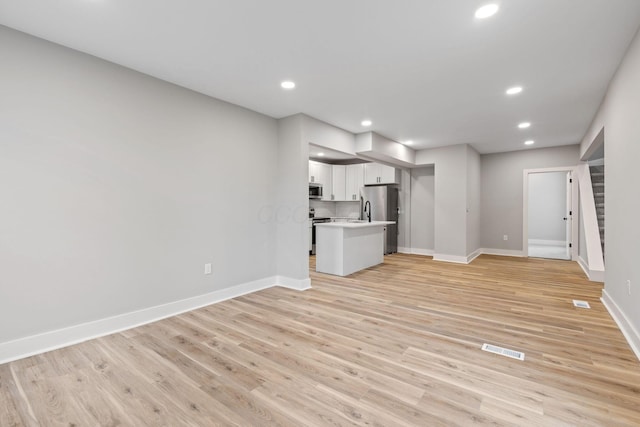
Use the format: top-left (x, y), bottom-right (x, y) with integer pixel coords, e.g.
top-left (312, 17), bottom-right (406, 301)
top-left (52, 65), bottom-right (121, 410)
top-left (524, 140), bottom-right (535, 145)
top-left (404, 140), bottom-right (414, 145)
top-left (280, 81), bottom-right (296, 90)
top-left (518, 122), bottom-right (531, 129)
top-left (317, 152), bottom-right (325, 156)
top-left (506, 86), bottom-right (523, 95)
top-left (475, 4), bottom-right (499, 19)
top-left (361, 120), bottom-right (372, 127)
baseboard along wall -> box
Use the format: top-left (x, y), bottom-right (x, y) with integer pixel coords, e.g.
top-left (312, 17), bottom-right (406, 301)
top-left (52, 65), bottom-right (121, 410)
top-left (0, 276), bottom-right (310, 365)
top-left (601, 289), bottom-right (640, 362)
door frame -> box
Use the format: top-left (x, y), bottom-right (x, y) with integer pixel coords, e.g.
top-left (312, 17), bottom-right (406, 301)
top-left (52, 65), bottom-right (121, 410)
top-left (522, 166), bottom-right (579, 260)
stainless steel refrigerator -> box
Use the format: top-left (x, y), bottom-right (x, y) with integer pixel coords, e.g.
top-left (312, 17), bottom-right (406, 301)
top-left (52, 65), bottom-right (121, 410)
top-left (360, 185), bottom-right (399, 254)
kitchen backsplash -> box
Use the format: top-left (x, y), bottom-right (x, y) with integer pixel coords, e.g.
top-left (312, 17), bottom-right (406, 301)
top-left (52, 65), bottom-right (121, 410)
top-left (337, 202), bottom-right (360, 218)
top-left (310, 200), bottom-right (359, 218)
top-left (309, 200), bottom-right (335, 218)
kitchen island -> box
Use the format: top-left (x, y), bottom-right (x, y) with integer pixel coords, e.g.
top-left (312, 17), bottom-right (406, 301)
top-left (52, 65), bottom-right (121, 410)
top-left (315, 221), bottom-right (395, 276)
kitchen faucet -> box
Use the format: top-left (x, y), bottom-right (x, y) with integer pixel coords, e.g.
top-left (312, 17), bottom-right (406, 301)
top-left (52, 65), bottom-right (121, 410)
top-left (364, 200), bottom-right (371, 222)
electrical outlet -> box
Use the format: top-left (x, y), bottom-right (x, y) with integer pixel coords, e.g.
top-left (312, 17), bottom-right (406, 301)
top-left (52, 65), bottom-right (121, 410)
top-left (628, 279), bottom-right (631, 295)
top-left (204, 263), bottom-right (212, 275)
top-left (503, 235), bottom-right (508, 241)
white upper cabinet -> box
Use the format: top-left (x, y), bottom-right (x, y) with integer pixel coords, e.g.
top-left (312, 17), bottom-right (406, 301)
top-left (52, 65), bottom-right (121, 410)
top-left (364, 162), bottom-right (399, 185)
top-left (309, 160), bottom-right (333, 200)
top-left (345, 164), bottom-right (364, 201)
top-left (379, 163), bottom-right (398, 184)
top-left (309, 160), bottom-right (319, 183)
top-left (331, 165), bottom-right (346, 201)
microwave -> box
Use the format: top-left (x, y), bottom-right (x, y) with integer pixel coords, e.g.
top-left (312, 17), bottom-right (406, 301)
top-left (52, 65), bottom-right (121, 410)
top-left (309, 182), bottom-right (323, 199)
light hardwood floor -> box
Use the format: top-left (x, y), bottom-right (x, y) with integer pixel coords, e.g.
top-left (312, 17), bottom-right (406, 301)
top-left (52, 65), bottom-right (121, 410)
top-left (2, 254), bottom-right (639, 426)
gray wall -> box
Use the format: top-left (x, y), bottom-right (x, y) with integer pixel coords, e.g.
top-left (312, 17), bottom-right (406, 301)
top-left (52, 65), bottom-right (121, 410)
top-left (578, 191), bottom-right (587, 261)
top-left (397, 169), bottom-right (412, 250)
top-left (579, 27), bottom-right (640, 342)
top-left (528, 172), bottom-right (567, 242)
top-left (466, 146), bottom-right (481, 255)
top-left (276, 115), bottom-right (309, 280)
top-left (415, 144), bottom-right (468, 258)
top-left (0, 27), bottom-right (280, 343)
top-left (410, 167), bottom-right (435, 252)
top-left (480, 145), bottom-right (580, 251)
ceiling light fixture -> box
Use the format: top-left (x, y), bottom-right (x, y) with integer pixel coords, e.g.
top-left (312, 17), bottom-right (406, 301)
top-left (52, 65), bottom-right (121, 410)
top-left (280, 81), bottom-right (296, 90)
top-left (404, 140), bottom-right (414, 145)
top-left (475, 4), bottom-right (499, 19)
top-left (317, 152), bottom-right (325, 156)
top-left (524, 140), bottom-right (535, 146)
top-left (506, 86), bottom-right (523, 95)
top-left (518, 122), bottom-right (531, 129)
top-left (361, 120), bottom-right (372, 127)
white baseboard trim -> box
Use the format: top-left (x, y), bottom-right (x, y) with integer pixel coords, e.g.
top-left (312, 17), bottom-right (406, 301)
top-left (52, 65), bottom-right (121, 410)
top-left (398, 247), bottom-right (434, 256)
top-left (479, 248), bottom-right (525, 257)
top-left (0, 275), bottom-right (309, 365)
top-left (601, 289), bottom-right (640, 362)
top-left (467, 249), bottom-right (482, 263)
top-left (276, 276), bottom-right (312, 291)
top-left (577, 256), bottom-right (605, 282)
top-left (528, 239), bottom-right (565, 247)
top-left (577, 255), bottom-right (589, 278)
top-left (412, 248), bottom-right (435, 256)
top-left (432, 249), bottom-right (513, 264)
top-left (433, 253), bottom-right (469, 264)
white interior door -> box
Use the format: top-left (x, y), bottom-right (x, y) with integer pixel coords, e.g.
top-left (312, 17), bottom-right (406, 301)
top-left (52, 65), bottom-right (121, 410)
top-left (527, 171), bottom-right (571, 260)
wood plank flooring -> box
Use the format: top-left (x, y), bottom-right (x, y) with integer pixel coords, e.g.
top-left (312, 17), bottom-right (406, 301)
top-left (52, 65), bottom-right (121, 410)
top-left (2, 254), bottom-right (640, 426)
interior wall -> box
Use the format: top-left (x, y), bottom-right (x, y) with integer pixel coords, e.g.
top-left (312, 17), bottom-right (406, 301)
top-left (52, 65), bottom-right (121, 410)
top-left (528, 172), bottom-right (567, 242)
top-left (480, 145), bottom-right (580, 252)
top-left (578, 190), bottom-right (588, 262)
top-left (415, 144), bottom-right (468, 259)
top-left (302, 115), bottom-right (356, 155)
top-left (466, 145), bottom-right (481, 256)
top-left (410, 167), bottom-right (435, 252)
top-left (398, 169), bottom-right (412, 250)
top-left (0, 26), bottom-right (280, 344)
top-left (579, 26), bottom-right (640, 350)
top-left (276, 115), bottom-right (309, 281)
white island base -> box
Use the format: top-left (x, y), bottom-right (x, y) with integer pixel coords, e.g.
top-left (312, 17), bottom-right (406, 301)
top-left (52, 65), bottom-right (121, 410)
top-left (315, 221), bottom-right (394, 276)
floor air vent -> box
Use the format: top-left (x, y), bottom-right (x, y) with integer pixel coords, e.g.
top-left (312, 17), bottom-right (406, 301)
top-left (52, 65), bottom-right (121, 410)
top-left (481, 343), bottom-right (525, 361)
top-left (573, 300), bottom-right (591, 309)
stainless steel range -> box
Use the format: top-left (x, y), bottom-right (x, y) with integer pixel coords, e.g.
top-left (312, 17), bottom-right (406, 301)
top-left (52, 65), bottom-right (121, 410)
top-left (311, 217), bottom-right (331, 255)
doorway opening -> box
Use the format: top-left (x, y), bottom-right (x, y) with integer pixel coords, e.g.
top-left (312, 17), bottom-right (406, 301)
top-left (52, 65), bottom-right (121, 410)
top-left (523, 168), bottom-right (576, 261)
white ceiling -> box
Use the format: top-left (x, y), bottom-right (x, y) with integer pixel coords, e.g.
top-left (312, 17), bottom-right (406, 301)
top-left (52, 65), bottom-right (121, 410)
top-left (1, 0), bottom-right (639, 154)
